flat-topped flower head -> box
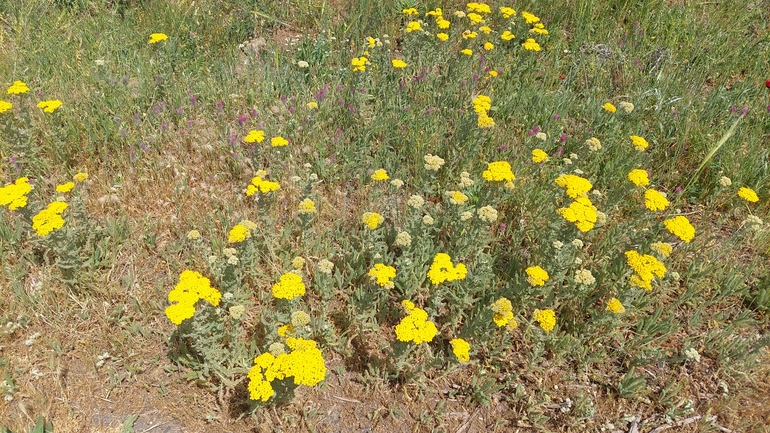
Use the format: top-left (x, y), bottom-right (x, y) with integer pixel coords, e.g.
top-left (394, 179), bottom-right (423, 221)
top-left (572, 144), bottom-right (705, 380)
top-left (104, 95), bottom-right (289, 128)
top-left (427, 253), bottom-right (467, 285)
top-left (368, 263), bottom-right (396, 289)
top-left (298, 198), bottom-right (317, 214)
top-left (644, 189), bottom-right (669, 211)
top-left (650, 241), bottom-right (673, 257)
top-left (522, 38), bottom-right (541, 51)
top-left (555, 174), bottom-right (592, 198)
top-left (148, 33), bottom-right (168, 44)
top-left (391, 59), bottom-right (407, 69)
top-left (228, 224), bottom-right (251, 243)
top-left (37, 100), bottom-right (62, 113)
top-left (556, 196), bottom-right (598, 232)
top-left (630, 135), bottom-right (649, 151)
top-left (406, 21), bottom-right (423, 33)
top-left (450, 338), bottom-right (471, 362)
top-left (165, 270), bottom-right (221, 325)
top-left (244, 130), bottom-right (265, 143)
top-left (602, 102), bottom-right (616, 113)
top-left (606, 298), bottom-right (625, 314)
top-left (491, 297), bottom-right (514, 327)
top-left (56, 182), bottom-right (75, 193)
top-left (395, 303), bottom-right (437, 344)
top-left (0, 177), bottom-right (32, 210)
top-left (663, 215), bottom-right (695, 242)
top-left (246, 174), bottom-right (280, 196)
top-left (625, 250), bottom-right (666, 290)
top-left (7, 81), bottom-right (30, 94)
top-left (424, 154), bottom-right (445, 171)
top-left (472, 95), bottom-right (492, 114)
top-left (272, 272), bottom-right (306, 300)
top-left (73, 172), bottom-right (88, 183)
top-left (521, 11), bottom-right (540, 24)
top-left (500, 30), bottom-right (515, 41)
top-left (500, 7), bottom-right (516, 18)
top-left (627, 169), bottom-right (649, 187)
top-left (737, 187), bottom-right (759, 203)
top-left (32, 201), bottom-right (68, 236)
top-left (525, 266), bottom-right (549, 286)
top-left (362, 212), bottom-right (384, 229)
top-left (271, 136), bottom-right (289, 147)
top-left (483, 161), bottom-right (515, 182)
top-left (532, 149), bottom-right (549, 163)
top-left (446, 190), bottom-right (468, 205)
top-left (0, 100), bottom-right (12, 113)
top-left (371, 169), bottom-right (389, 181)
top-left (533, 309), bottom-right (556, 333)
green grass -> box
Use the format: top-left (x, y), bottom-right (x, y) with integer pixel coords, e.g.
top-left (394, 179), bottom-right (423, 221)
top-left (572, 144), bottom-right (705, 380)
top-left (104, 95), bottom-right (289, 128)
top-left (1, 0), bottom-right (769, 431)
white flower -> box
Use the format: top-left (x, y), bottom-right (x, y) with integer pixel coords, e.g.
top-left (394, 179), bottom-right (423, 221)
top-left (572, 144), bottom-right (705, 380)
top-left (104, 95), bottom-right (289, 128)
top-left (390, 179), bottom-right (404, 188)
top-left (684, 347), bottom-right (701, 363)
top-left (619, 101), bottom-right (634, 113)
top-left (424, 154), bottom-right (445, 171)
top-left (297, 60), bottom-right (310, 68)
top-left (553, 240), bottom-right (564, 249)
top-left (408, 195), bottom-right (424, 209)
top-left (477, 206), bottom-right (498, 222)
top-left (317, 259), bottom-right (334, 275)
top-left (395, 231), bottom-right (412, 247)
top-left (422, 214), bottom-right (434, 225)
top-left (719, 176), bottom-right (732, 187)
top-left (571, 239), bottom-right (584, 249)
top-left (535, 132), bottom-right (547, 141)
top-left (460, 211), bottom-right (474, 221)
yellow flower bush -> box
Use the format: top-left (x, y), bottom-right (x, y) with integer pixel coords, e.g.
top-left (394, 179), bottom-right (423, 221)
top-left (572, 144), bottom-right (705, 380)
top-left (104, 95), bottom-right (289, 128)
top-left (0, 177), bottom-right (32, 210)
top-left (31, 201), bottom-right (68, 236)
top-left (525, 266), bottom-right (549, 286)
top-left (627, 169), bottom-right (649, 187)
top-left (532, 149), bottom-right (549, 163)
top-left (395, 300), bottom-right (438, 345)
top-left (533, 309), bottom-right (556, 333)
top-left (482, 161), bottom-right (515, 183)
top-left (630, 135), bottom-right (649, 151)
top-left (228, 224), bottom-right (251, 243)
top-left (450, 338), bottom-right (471, 363)
top-left (427, 253), bottom-right (467, 285)
top-left (644, 189), bottom-right (669, 211)
top-left (247, 337), bottom-right (326, 402)
top-left (165, 270), bottom-right (222, 325)
top-left (606, 298), bottom-right (625, 314)
top-left (271, 272), bottom-right (306, 300)
top-left (737, 187), bottom-right (759, 202)
top-left (663, 215), bottom-right (695, 242)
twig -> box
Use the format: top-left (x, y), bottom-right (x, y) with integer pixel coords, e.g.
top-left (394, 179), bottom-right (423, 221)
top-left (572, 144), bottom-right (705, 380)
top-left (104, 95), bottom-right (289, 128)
top-left (456, 408), bottom-right (480, 433)
top-left (649, 415), bottom-right (702, 433)
top-left (706, 415), bottom-right (736, 433)
top-left (332, 395), bottom-right (361, 403)
top-left (142, 423), bottom-right (164, 432)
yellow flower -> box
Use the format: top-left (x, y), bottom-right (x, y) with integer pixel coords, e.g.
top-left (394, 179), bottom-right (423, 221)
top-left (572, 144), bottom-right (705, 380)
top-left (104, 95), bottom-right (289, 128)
top-left (307, 101), bottom-right (318, 109)
top-left (450, 338), bottom-right (471, 362)
top-left (371, 169), bottom-right (389, 181)
top-left (532, 149), bottom-right (549, 163)
top-left (482, 161), bottom-right (515, 182)
top-left (462, 30), bottom-right (478, 39)
top-left (0, 177), bottom-right (32, 210)
top-left (228, 224), bottom-right (251, 243)
top-left (488, 70), bottom-right (498, 78)
top-left (663, 216), bottom-right (695, 242)
top-left (602, 102), bottom-right (617, 113)
top-left (522, 38), bottom-right (541, 51)
top-left (499, 7), bottom-right (516, 18)
top-left (292, 257), bottom-right (306, 271)
top-left (391, 59), bottom-right (407, 69)
top-left (366, 37), bottom-right (377, 48)
top-left (555, 174), bottom-right (593, 198)
top-left (368, 263), bottom-right (397, 289)
top-left (467, 13), bottom-right (483, 24)
top-left (520, 11), bottom-right (540, 24)
top-left (530, 23), bottom-right (548, 35)
top-left (426, 8), bottom-right (442, 17)
top-left (402, 7), bottom-right (418, 15)
top-left (31, 201), bottom-right (68, 237)
top-left (0, 100), bottom-right (12, 113)
top-left (244, 130), bottom-right (265, 143)
top-left (395, 304), bottom-right (438, 344)
top-left (737, 187), bottom-right (759, 203)
top-left (246, 174), bottom-right (280, 195)
top-left (630, 135), bottom-right (649, 151)
top-left (436, 17), bottom-right (451, 29)
top-left (7, 81), bottom-right (30, 94)
top-left (644, 189), bottom-right (669, 211)
top-left (483, 42), bottom-right (494, 51)
top-left (362, 212), bottom-right (384, 230)
top-left (56, 182), bottom-right (75, 193)
top-left (625, 250), bottom-right (666, 290)
top-left (36, 100), bottom-right (62, 113)
top-left (556, 196), bottom-right (598, 232)
top-left (148, 33), bottom-right (168, 44)
top-left (586, 137), bottom-right (602, 151)
top-left (406, 21), bottom-right (423, 33)
top-left (277, 324), bottom-right (296, 337)
top-left (271, 272), bottom-right (306, 300)
top-left (271, 136), bottom-right (289, 147)
top-left (446, 190), bottom-right (468, 205)
top-left (650, 241), bottom-right (673, 258)
top-left (298, 198), bottom-right (317, 214)
top-left (351, 56), bottom-right (369, 72)
top-left (472, 95), bottom-right (492, 114)
top-left (73, 172), bottom-right (88, 182)
top-left (478, 113), bottom-right (495, 128)
top-left (627, 169), bottom-right (649, 187)
top-left (479, 26), bottom-right (492, 34)
top-left (500, 31), bottom-right (515, 41)
top-left (532, 309), bottom-right (556, 333)
top-left (491, 298), bottom-right (514, 327)
top-left (437, 33), bottom-right (449, 41)
top-left (427, 253), bottom-right (467, 285)
top-left (460, 48), bottom-right (473, 56)
top-left (165, 270), bottom-right (221, 325)
top-left (467, 2), bottom-right (491, 14)
top-left (606, 298), bottom-right (625, 314)
top-left (525, 266), bottom-right (549, 286)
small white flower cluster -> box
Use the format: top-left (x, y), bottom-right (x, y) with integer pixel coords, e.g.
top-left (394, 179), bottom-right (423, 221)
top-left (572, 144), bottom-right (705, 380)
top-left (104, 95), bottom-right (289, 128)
top-left (96, 352), bottom-right (111, 368)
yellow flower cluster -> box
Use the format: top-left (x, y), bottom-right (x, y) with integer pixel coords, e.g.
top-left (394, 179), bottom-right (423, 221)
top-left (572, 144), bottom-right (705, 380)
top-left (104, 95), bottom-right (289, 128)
top-left (228, 224), bottom-right (251, 243)
top-left (446, 190), bottom-right (468, 205)
top-left (625, 250), bottom-right (666, 290)
top-left (362, 212), bottom-right (384, 229)
top-left (644, 189), bottom-right (669, 211)
top-left (467, 2), bottom-right (491, 14)
top-left (500, 7), bottom-right (516, 18)
top-left (555, 174), bottom-right (592, 198)
top-left (246, 173), bottom-right (280, 196)
top-left (56, 182), bottom-right (74, 193)
top-left (368, 263), bottom-right (396, 289)
top-left (148, 33), bottom-right (168, 44)
top-left (247, 337), bottom-right (327, 402)
top-left (271, 272), bottom-right (306, 300)
top-left (427, 253), bottom-right (467, 285)
top-left (525, 265), bottom-right (549, 286)
top-left (532, 149), bottom-right (549, 163)
top-left (244, 129), bottom-right (265, 143)
top-left (7, 80), bottom-right (30, 94)
top-left (270, 136), bottom-right (289, 147)
top-left (165, 270), bottom-right (222, 325)
top-left (651, 241), bottom-right (673, 257)
top-left (557, 196), bottom-right (598, 232)
top-left (406, 21), bottom-right (423, 33)
top-left (737, 187), bottom-right (759, 203)
top-left (491, 297), bottom-right (514, 327)
top-left (482, 161), bottom-right (515, 184)
top-left (395, 300), bottom-right (438, 345)
top-left (391, 59), bottom-right (407, 69)
top-left (630, 135), bottom-right (649, 151)
top-left (606, 298), bottom-right (625, 314)
top-left (74, 172), bottom-right (88, 183)
top-left (0, 100), bottom-right (12, 113)
top-left (627, 169), bottom-right (649, 187)
top-left (472, 95), bottom-right (495, 128)
top-left (521, 11), bottom-right (540, 24)
top-left (37, 100), bottom-right (62, 113)
top-left (298, 198), bottom-right (318, 214)
top-left (351, 56), bottom-right (369, 72)
top-left (602, 102), bottom-right (616, 113)
top-left (371, 169), bottom-right (389, 181)
top-left (0, 177), bottom-right (32, 210)
top-left (522, 38), bottom-right (541, 51)
top-left (663, 215), bottom-right (695, 242)
top-left (450, 338), bottom-right (471, 363)
top-left (500, 30), bottom-right (515, 41)
top-left (530, 23), bottom-right (548, 35)
top-left (31, 201), bottom-right (68, 236)
top-left (532, 309), bottom-right (556, 333)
